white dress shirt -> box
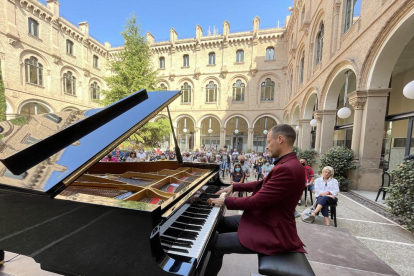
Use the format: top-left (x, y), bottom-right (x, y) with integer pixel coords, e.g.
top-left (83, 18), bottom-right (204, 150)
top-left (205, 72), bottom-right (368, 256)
top-left (314, 177), bottom-right (339, 198)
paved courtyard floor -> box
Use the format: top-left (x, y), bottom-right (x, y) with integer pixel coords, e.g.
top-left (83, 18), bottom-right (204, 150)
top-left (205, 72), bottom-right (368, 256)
top-left (1, 174), bottom-right (413, 276)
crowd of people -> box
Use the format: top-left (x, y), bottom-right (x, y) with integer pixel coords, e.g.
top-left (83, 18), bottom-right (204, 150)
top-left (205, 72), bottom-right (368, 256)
top-left (101, 144), bottom-right (339, 228)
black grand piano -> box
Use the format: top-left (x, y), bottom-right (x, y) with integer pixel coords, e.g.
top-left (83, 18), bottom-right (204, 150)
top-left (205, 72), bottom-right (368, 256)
top-left (0, 89), bottom-right (230, 276)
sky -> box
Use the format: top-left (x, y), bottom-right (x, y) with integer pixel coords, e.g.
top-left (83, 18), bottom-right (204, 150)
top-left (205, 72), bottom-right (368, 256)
top-left (39, 0), bottom-right (294, 47)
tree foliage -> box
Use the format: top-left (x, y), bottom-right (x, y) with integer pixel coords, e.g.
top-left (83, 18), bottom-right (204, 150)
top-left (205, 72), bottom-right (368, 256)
top-left (388, 160), bottom-right (414, 232)
top-left (101, 14), bottom-right (159, 105)
top-left (319, 147), bottom-right (357, 191)
top-left (101, 14), bottom-right (170, 149)
top-left (121, 118), bottom-right (171, 150)
top-left (0, 63), bottom-right (6, 121)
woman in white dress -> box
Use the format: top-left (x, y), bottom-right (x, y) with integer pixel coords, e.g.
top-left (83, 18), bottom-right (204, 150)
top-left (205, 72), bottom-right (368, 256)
top-left (311, 166), bottom-right (339, 226)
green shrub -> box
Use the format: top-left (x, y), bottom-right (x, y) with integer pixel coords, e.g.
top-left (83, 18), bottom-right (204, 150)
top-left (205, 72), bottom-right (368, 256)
top-left (297, 148), bottom-right (317, 166)
top-left (319, 147), bottom-right (357, 191)
top-left (293, 146), bottom-right (299, 153)
top-left (388, 160), bottom-right (414, 232)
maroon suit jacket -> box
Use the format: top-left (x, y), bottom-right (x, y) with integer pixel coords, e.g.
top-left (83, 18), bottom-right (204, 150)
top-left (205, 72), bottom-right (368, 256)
top-left (225, 152), bottom-right (306, 255)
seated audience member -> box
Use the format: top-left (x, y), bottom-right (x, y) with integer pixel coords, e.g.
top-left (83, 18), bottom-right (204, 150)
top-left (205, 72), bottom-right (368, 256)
top-left (311, 166), bottom-right (339, 226)
top-left (137, 149), bottom-right (147, 161)
top-left (230, 163), bottom-right (245, 185)
top-left (199, 156), bottom-right (208, 163)
top-left (159, 153), bottom-right (167, 161)
top-left (102, 153), bottom-right (119, 162)
top-left (298, 158), bottom-right (315, 206)
top-left (169, 153), bottom-right (176, 160)
top-left (215, 155), bottom-right (222, 164)
top-left (126, 151), bottom-right (138, 162)
top-left (183, 153), bottom-right (192, 162)
top-left (112, 147), bottom-right (124, 161)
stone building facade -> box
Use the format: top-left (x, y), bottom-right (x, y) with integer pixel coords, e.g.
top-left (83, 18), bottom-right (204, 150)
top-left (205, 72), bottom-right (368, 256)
top-left (148, 18), bottom-right (287, 154)
top-left (1, 0), bottom-right (414, 190)
top-left (0, 0), bottom-right (108, 117)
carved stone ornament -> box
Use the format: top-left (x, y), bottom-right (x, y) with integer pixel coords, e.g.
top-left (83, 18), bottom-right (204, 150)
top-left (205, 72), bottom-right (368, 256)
top-left (83, 69), bottom-right (90, 77)
top-left (250, 67), bottom-right (258, 77)
top-left (349, 98), bottom-right (366, 110)
top-left (8, 38), bottom-right (17, 46)
top-left (53, 56), bottom-right (61, 64)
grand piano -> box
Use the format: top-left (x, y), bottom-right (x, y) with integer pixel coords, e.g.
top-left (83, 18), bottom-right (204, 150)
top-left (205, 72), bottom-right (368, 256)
top-left (0, 89), bottom-right (230, 276)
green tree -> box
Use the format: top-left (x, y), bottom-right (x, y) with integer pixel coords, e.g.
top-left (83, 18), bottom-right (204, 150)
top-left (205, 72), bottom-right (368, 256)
top-left (121, 118), bottom-right (171, 150)
top-left (102, 14), bottom-right (170, 149)
top-left (0, 62), bottom-right (6, 121)
top-left (101, 13), bottom-right (159, 105)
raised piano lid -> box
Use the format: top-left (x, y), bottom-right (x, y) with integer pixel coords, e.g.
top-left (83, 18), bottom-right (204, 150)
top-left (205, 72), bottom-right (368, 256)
top-left (0, 89), bottom-right (180, 196)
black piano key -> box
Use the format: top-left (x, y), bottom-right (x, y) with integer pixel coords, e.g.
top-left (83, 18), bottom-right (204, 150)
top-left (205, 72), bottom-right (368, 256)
top-left (164, 228), bottom-right (198, 240)
top-left (183, 211), bottom-right (208, 219)
top-left (168, 248), bottom-right (189, 254)
top-left (161, 238), bottom-right (193, 248)
top-left (161, 235), bottom-right (194, 246)
top-left (172, 222), bottom-right (202, 231)
top-left (187, 209), bottom-right (211, 215)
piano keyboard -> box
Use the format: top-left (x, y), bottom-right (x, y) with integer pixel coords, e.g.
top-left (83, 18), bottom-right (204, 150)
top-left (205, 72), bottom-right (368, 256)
top-left (159, 185), bottom-right (222, 261)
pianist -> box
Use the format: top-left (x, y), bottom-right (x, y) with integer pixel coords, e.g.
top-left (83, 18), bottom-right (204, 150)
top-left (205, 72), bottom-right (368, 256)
top-left (206, 124), bottom-right (306, 276)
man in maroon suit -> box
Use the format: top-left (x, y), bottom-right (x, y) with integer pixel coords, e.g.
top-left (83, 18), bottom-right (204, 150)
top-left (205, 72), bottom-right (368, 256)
top-left (205, 124), bottom-right (306, 276)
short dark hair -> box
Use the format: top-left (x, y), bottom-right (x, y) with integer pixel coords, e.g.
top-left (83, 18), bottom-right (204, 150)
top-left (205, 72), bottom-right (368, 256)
top-left (300, 157), bottom-right (308, 162)
top-left (269, 124), bottom-right (296, 145)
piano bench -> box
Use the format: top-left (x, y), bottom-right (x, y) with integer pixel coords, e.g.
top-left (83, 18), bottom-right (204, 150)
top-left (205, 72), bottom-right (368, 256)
top-left (258, 252), bottom-right (315, 276)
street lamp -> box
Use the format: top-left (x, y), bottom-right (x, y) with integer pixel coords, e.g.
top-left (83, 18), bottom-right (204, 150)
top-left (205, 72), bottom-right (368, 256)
top-left (263, 117), bottom-right (268, 135)
top-left (337, 70), bottom-right (352, 119)
top-left (403, 80), bottom-right (414, 99)
top-left (183, 118), bottom-right (188, 133)
top-left (295, 125), bottom-right (299, 147)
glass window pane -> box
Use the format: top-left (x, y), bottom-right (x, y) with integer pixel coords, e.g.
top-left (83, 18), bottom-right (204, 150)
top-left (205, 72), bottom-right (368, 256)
top-left (29, 66), bottom-right (37, 84)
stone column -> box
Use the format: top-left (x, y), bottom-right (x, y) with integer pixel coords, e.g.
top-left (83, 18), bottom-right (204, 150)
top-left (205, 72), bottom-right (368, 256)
top-left (356, 89), bottom-right (390, 190)
top-left (247, 128), bottom-right (254, 151)
top-left (298, 119), bottom-right (312, 150)
top-left (348, 91), bottom-right (367, 159)
top-left (194, 127), bottom-right (201, 150)
top-left (316, 110), bottom-right (337, 154)
top-left (313, 111), bottom-right (323, 153)
top-left (220, 127), bottom-right (226, 149)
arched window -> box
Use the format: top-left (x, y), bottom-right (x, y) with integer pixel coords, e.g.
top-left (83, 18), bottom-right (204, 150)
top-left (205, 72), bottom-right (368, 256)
top-left (261, 78), bottom-right (275, 101)
top-left (206, 81), bottom-right (217, 103)
top-left (63, 71), bottom-right (76, 95)
top-left (20, 102), bottom-right (49, 116)
top-left (232, 80), bottom-right (245, 102)
top-left (315, 23), bottom-right (324, 65)
top-left (25, 56), bottom-right (43, 86)
top-left (209, 52), bottom-right (216, 65)
top-left (159, 83), bottom-right (167, 90)
top-left (159, 57), bottom-right (165, 69)
top-left (90, 81), bottom-right (100, 100)
top-left (266, 47), bottom-right (275, 60)
top-left (236, 50), bottom-right (244, 63)
top-left (183, 55), bottom-right (189, 67)
top-left (299, 52), bottom-right (305, 84)
top-left (181, 82), bottom-right (191, 103)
